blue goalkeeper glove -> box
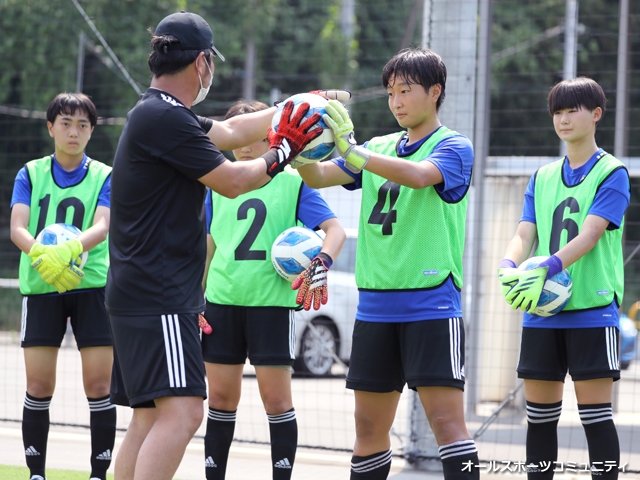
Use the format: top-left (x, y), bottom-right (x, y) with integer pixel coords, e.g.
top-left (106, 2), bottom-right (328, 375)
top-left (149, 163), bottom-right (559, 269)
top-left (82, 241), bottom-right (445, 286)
top-left (323, 100), bottom-right (371, 174)
top-left (292, 252), bottom-right (332, 311)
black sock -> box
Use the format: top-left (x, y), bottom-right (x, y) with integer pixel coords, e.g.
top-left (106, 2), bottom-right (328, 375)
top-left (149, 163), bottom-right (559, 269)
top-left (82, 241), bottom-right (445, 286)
top-left (22, 393), bottom-right (51, 478)
top-left (439, 440), bottom-right (480, 480)
top-left (88, 395), bottom-right (116, 480)
top-left (579, 403), bottom-right (620, 480)
top-left (350, 449), bottom-right (392, 479)
top-left (525, 400), bottom-right (562, 480)
top-left (204, 407), bottom-right (236, 480)
top-left (268, 408), bottom-right (297, 480)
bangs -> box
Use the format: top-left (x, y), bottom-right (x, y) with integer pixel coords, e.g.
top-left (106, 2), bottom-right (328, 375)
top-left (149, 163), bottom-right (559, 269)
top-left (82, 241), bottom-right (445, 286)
top-left (547, 77), bottom-right (606, 115)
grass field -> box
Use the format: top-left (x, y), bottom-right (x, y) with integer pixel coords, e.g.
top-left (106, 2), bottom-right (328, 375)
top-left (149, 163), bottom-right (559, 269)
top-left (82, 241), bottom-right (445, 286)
top-left (0, 464), bottom-right (114, 479)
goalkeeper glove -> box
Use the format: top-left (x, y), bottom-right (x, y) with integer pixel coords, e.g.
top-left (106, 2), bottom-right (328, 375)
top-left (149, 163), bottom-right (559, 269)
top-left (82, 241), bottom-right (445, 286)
top-left (323, 100), bottom-right (371, 174)
top-left (500, 255), bottom-right (563, 314)
top-left (309, 89), bottom-right (352, 102)
top-left (264, 100), bottom-right (323, 178)
top-left (35, 239), bottom-right (84, 284)
top-left (292, 252), bottom-right (332, 311)
top-left (198, 313), bottom-right (212, 335)
top-left (274, 90), bottom-right (352, 106)
top-left (497, 259), bottom-right (518, 300)
top-left (52, 264), bottom-right (84, 293)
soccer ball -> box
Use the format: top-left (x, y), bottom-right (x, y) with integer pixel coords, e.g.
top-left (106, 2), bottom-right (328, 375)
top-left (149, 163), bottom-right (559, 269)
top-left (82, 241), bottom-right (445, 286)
top-left (271, 226), bottom-right (324, 282)
top-left (35, 223), bottom-right (88, 269)
top-left (271, 93), bottom-right (335, 164)
top-left (518, 255), bottom-right (572, 317)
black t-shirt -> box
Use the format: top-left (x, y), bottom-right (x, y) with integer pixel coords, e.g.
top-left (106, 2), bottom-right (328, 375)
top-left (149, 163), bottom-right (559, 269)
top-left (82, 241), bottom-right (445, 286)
top-left (106, 88), bottom-right (225, 315)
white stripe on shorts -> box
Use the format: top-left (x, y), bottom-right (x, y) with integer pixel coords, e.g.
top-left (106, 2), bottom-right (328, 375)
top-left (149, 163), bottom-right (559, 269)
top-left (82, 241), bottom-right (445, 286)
top-left (161, 314), bottom-right (186, 388)
top-left (21, 296), bottom-right (28, 342)
top-left (289, 310), bottom-right (295, 360)
top-left (449, 317), bottom-right (463, 380)
top-left (605, 326), bottom-right (618, 370)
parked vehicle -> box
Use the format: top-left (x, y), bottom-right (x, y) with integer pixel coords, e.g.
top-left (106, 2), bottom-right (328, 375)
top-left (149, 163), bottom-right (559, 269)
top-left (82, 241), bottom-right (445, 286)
top-left (294, 229), bottom-right (358, 376)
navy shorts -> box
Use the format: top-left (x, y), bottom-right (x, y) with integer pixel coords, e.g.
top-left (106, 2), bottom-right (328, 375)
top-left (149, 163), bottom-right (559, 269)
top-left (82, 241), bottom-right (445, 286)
top-left (21, 289), bottom-right (111, 349)
top-left (518, 326), bottom-right (620, 382)
top-left (109, 313), bottom-right (206, 407)
top-left (201, 303), bottom-right (295, 366)
top-left (346, 318), bottom-right (466, 393)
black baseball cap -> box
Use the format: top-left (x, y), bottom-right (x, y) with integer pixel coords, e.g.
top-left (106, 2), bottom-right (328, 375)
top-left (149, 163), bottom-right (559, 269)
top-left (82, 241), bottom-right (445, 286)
top-left (155, 11), bottom-right (225, 61)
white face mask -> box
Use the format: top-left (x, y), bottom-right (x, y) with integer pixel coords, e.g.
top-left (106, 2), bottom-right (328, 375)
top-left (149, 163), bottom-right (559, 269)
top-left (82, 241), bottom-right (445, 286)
top-left (192, 57), bottom-right (213, 106)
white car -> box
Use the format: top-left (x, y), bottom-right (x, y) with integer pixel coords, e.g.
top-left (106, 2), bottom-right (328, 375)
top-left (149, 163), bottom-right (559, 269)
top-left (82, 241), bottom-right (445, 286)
top-left (294, 229), bottom-right (358, 376)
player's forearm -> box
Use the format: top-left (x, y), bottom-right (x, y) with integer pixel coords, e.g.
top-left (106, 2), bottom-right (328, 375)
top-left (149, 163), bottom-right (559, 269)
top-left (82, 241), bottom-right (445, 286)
top-left (211, 107), bottom-right (276, 151)
top-left (318, 218), bottom-right (346, 262)
top-left (555, 217), bottom-right (606, 270)
top-left (298, 161), bottom-right (353, 189)
top-left (364, 154), bottom-right (441, 189)
top-left (503, 222), bottom-right (537, 265)
top-left (10, 226), bottom-right (36, 255)
top-left (78, 207), bottom-right (110, 252)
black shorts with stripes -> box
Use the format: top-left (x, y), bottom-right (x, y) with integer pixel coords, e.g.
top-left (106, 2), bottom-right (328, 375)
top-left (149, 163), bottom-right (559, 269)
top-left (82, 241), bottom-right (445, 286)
top-left (21, 289), bottom-right (111, 349)
top-left (201, 303), bottom-right (295, 366)
top-left (346, 318), bottom-right (466, 393)
top-left (109, 313), bottom-right (206, 407)
top-left (517, 326), bottom-right (620, 382)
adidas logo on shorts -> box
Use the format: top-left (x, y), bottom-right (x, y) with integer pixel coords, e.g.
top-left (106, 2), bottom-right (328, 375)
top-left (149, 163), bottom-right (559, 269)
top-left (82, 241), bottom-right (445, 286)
top-left (96, 449), bottom-right (112, 461)
top-left (274, 458), bottom-right (292, 469)
top-left (25, 446), bottom-right (41, 456)
top-left (205, 456), bottom-right (217, 468)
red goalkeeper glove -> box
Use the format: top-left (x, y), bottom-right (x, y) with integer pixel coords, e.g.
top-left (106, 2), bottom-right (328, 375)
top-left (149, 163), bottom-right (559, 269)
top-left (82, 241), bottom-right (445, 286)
top-left (292, 252), bottom-right (332, 311)
top-left (198, 313), bottom-right (212, 335)
top-left (263, 100), bottom-right (323, 178)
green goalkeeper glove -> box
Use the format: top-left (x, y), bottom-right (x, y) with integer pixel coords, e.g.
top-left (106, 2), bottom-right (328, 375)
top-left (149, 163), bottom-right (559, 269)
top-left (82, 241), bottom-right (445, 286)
top-left (500, 266), bottom-right (548, 313)
top-left (35, 239), bottom-right (84, 285)
top-left (497, 259), bottom-right (518, 300)
top-left (52, 264), bottom-right (85, 293)
top-left (323, 100), bottom-right (371, 174)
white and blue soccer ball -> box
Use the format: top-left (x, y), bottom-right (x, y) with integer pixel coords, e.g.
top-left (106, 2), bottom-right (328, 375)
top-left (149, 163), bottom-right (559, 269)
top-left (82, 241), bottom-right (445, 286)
top-left (518, 255), bottom-right (573, 317)
top-left (271, 226), bottom-right (324, 282)
top-left (36, 223), bottom-right (88, 269)
top-left (271, 93), bottom-right (336, 164)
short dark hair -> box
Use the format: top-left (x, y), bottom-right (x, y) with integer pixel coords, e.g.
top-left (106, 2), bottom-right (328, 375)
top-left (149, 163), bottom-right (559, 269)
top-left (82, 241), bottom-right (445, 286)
top-left (46, 93), bottom-right (98, 127)
top-left (147, 32), bottom-right (212, 78)
top-left (382, 47), bottom-right (447, 111)
top-left (547, 77), bottom-right (607, 116)
top-left (224, 100), bottom-right (269, 120)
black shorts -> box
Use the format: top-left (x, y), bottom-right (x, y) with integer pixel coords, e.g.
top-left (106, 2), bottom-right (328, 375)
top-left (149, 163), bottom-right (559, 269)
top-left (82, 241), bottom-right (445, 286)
top-left (21, 289), bottom-right (111, 349)
top-left (201, 303), bottom-right (295, 366)
top-left (346, 318), bottom-right (466, 393)
top-left (109, 313), bottom-right (206, 407)
top-left (517, 326), bottom-right (620, 382)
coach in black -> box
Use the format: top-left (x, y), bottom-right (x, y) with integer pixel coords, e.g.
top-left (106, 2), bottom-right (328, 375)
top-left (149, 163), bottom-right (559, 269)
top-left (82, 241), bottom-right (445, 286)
top-left (105, 11), bottom-right (322, 480)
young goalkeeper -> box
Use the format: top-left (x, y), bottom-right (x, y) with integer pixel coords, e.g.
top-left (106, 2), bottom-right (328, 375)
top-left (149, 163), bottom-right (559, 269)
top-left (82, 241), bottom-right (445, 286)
top-left (499, 77), bottom-right (630, 480)
top-left (296, 47), bottom-right (479, 480)
top-left (201, 99), bottom-right (345, 480)
top-left (9, 92), bottom-right (115, 480)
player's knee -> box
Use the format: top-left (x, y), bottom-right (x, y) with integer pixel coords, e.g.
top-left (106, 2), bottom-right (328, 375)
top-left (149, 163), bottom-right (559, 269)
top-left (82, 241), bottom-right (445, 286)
top-left (208, 390), bottom-right (240, 411)
top-left (27, 379), bottom-right (55, 398)
top-left (262, 396), bottom-right (293, 415)
top-left (83, 378), bottom-right (110, 398)
top-left (426, 410), bottom-right (464, 441)
top-left (354, 413), bottom-right (389, 440)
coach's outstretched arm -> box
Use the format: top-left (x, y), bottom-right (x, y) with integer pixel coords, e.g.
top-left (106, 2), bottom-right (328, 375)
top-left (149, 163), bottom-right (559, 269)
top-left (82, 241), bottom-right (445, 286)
top-left (200, 100), bottom-right (321, 198)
